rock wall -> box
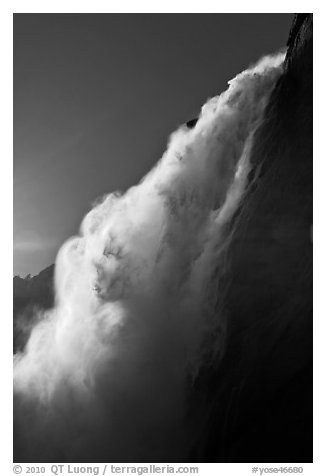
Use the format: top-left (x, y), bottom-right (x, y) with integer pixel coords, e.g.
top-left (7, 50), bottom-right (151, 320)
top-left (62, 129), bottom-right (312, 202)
top-left (190, 14), bottom-right (312, 462)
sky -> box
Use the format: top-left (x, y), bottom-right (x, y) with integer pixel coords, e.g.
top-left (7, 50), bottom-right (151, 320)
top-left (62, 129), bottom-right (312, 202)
top-left (13, 13), bottom-right (293, 276)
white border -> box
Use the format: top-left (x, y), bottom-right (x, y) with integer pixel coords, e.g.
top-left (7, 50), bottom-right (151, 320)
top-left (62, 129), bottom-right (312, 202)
top-left (3, 3), bottom-right (324, 475)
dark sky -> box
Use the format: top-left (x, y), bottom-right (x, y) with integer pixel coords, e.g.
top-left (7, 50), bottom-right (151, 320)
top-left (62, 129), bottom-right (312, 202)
top-left (13, 13), bottom-right (293, 276)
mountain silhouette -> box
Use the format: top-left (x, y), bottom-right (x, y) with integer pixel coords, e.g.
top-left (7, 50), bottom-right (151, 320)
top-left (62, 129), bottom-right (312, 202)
top-left (13, 264), bottom-right (55, 352)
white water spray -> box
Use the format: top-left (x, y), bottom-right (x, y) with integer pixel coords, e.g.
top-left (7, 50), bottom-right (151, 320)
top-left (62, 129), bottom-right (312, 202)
top-left (14, 53), bottom-right (284, 462)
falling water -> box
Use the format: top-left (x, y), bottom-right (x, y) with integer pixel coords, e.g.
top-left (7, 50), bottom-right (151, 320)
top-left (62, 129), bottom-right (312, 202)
top-left (14, 53), bottom-right (285, 463)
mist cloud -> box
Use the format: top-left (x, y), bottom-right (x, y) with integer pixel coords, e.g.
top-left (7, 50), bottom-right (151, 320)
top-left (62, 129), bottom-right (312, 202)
top-left (14, 53), bottom-right (284, 463)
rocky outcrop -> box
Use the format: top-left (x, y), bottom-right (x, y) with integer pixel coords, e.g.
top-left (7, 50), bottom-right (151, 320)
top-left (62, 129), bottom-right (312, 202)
top-left (190, 14), bottom-right (312, 462)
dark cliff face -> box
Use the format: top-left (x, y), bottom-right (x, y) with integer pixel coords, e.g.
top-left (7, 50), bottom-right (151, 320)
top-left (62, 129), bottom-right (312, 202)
top-left (190, 14), bottom-right (312, 462)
